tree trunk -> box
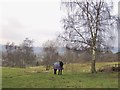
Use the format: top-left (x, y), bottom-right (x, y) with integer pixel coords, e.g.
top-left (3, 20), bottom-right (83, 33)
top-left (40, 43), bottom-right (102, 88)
top-left (91, 46), bottom-right (96, 73)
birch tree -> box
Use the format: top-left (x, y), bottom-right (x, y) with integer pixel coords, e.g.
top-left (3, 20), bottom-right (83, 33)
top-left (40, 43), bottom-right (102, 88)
top-left (60, 0), bottom-right (116, 73)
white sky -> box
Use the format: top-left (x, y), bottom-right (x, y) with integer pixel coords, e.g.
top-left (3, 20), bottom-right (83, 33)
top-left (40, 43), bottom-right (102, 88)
top-left (0, 0), bottom-right (119, 47)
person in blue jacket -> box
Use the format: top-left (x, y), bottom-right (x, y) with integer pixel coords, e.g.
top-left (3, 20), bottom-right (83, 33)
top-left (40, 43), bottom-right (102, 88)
top-left (53, 61), bottom-right (64, 75)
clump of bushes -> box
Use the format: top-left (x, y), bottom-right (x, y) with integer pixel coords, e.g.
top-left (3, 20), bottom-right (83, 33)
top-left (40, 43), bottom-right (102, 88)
top-left (98, 64), bottom-right (120, 72)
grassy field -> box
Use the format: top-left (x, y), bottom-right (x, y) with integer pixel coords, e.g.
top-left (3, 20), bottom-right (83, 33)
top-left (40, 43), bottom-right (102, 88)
top-left (2, 62), bottom-right (119, 88)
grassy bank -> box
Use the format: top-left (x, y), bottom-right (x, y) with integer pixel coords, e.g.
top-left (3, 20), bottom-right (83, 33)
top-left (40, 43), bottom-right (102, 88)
top-left (2, 62), bottom-right (119, 88)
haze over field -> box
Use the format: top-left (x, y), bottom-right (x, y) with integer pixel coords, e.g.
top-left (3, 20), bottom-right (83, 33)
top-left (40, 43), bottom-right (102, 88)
top-left (0, 0), bottom-right (119, 50)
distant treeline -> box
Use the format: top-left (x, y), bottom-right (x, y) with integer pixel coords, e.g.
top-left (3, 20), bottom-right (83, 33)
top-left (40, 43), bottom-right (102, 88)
top-left (1, 38), bottom-right (119, 68)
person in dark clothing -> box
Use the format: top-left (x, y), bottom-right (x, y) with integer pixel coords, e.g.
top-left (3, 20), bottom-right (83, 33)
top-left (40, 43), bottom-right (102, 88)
top-left (53, 61), bottom-right (64, 75)
top-left (54, 69), bottom-right (57, 74)
top-left (59, 61), bottom-right (63, 68)
top-left (58, 61), bottom-right (64, 75)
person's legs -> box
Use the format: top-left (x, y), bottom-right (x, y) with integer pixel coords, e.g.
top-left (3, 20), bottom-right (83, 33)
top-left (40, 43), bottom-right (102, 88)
top-left (54, 69), bottom-right (57, 74)
top-left (58, 69), bottom-right (60, 75)
top-left (61, 70), bottom-right (62, 75)
top-left (58, 69), bottom-right (62, 75)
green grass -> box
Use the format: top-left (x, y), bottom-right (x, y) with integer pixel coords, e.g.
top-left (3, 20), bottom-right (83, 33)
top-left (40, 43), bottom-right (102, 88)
top-left (2, 62), bottom-right (119, 88)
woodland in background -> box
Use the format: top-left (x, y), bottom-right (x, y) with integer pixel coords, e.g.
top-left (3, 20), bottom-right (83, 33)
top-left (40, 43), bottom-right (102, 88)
top-left (1, 38), bottom-right (118, 68)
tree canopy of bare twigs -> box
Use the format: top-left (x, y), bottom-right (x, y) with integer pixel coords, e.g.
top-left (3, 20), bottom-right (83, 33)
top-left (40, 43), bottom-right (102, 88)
top-left (42, 40), bottom-right (59, 70)
top-left (60, 0), bottom-right (117, 73)
top-left (2, 38), bottom-right (36, 67)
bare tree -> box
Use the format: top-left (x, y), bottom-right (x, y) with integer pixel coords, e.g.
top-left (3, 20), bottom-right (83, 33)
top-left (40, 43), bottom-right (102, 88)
top-left (3, 42), bottom-right (16, 67)
top-left (42, 40), bottom-right (59, 70)
top-left (20, 38), bottom-right (36, 67)
top-left (60, 0), bottom-right (116, 73)
top-left (62, 47), bottom-right (78, 63)
top-left (3, 38), bottom-right (36, 67)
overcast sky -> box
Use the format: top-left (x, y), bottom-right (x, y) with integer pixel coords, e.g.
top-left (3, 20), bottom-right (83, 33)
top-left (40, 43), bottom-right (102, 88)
top-left (0, 0), bottom-right (119, 47)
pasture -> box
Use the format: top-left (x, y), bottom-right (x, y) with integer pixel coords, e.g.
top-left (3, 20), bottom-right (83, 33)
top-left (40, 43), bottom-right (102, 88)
top-left (2, 62), bottom-right (119, 88)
